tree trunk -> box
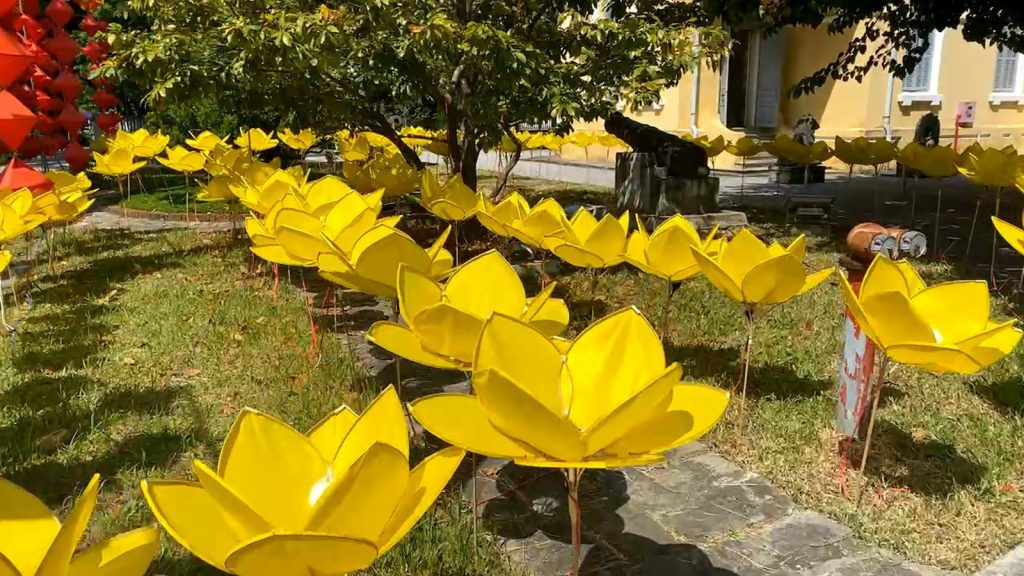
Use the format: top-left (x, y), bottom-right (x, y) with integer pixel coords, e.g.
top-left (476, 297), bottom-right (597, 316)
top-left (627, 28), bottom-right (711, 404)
top-left (459, 141), bottom-right (480, 190)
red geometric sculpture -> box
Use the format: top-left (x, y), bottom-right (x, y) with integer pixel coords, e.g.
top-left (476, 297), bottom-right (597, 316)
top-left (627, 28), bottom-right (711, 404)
top-left (0, 157), bottom-right (53, 192)
top-left (92, 89), bottom-right (117, 110)
top-left (56, 103), bottom-right (84, 134)
top-left (0, 90), bottom-right (36, 151)
top-left (19, 0), bottom-right (39, 16)
top-left (0, 0), bottom-right (17, 17)
top-left (63, 140), bottom-right (87, 172)
top-left (51, 68), bottom-right (80, 100)
top-left (82, 40), bottom-right (108, 63)
top-left (33, 90), bottom-right (58, 111)
top-left (42, 30), bottom-right (78, 64)
top-left (43, 0), bottom-right (73, 29)
top-left (17, 135), bottom-right (44, 158)
top-left (0, 28), bottom-right (33, 87)
top-left (96, 111), bottom-right (121, 134)
top-left (34, 110), bottom-right (56, 133)
top-left (79, 14), bottom-right (108, 36)
top-left (12, 14), bottom-right (44, 42)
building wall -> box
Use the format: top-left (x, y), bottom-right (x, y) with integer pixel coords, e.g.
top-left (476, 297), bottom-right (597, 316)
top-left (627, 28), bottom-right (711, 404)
top-left (564, 24), bottom-right (1024, 164)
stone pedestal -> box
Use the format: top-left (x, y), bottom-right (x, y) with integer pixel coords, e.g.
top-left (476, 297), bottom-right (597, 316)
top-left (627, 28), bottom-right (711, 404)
top-left (772, 163), bottom-right (825, 184)
top-left (615, 152), bottom-right (719, 214)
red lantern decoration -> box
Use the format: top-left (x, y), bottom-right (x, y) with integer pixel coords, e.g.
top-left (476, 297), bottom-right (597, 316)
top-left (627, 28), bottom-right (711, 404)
top-left (43, 133), bottom-right (66, 155)
top-left (34, 110), bottom-right (56, 132)
top-left (18, 0), bottom-right (40, 17)
top-left (43, 0), bottom-right (73, 29)
top-left (0, 0), bottom-right (17, 17)
top-left (79, 14), bottom-right (108, 36)
top-left (42, 31), bottom-right (78, 64)
top-left (33, 90), bottom-right (58, 111)
top-left (29, 65), bottom-right (52, 90)
top-left (56, 102), bottom-right (83, 133)
top-left (0, 90), bottom-right (36, 151)
top-left (63, 140), bottom-right (87, 172)
top-left (92, 88), bottom-right (117, 110)
top-left (0, 157), bottom-right (53, 192)
top-left (82, 40), bottom-right (108, 63)
top-left (17, 135), bottom-right (45, 158)
top-left (12, 14), bottom-right (44, 42)
top-left (76, 0), bottom-right (103, 10)
top-left (0, 29), bottom-right (34, 88)
top-left (8, 82), bottom-right (34, 106)
top-left (52, 68), bottom-right (79, 100)
top-left (96, 111), bottom-right (120, 134)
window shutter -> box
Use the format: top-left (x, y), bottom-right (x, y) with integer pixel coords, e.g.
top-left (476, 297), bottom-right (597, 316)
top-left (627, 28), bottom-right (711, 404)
top-left (994, 47), bottom-right (1018, 93)
top-left (904, 34), bottom-right (934, 92)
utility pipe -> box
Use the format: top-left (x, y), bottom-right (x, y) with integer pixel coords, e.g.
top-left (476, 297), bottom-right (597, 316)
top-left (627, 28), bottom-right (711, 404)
top-left (690, 30), bottom-right (701, 137)
top-left (882, 49), bottom-right (898, 140)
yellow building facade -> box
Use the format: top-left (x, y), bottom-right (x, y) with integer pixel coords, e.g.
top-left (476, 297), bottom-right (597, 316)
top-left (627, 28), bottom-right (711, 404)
top-left (567, 25), bottom-right (1024, 169)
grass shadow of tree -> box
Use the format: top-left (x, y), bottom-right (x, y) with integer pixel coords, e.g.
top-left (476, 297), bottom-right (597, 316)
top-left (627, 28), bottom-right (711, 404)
top-left (666, 342), bottom-right (832, 400)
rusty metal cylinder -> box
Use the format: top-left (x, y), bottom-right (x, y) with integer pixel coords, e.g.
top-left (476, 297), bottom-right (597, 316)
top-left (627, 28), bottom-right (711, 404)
top-left (886, 227), bottom-right (927, 259)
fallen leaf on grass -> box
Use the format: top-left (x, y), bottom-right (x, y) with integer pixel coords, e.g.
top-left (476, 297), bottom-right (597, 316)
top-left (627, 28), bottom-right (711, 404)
top-left (122, 356), bottom-right (136, 366)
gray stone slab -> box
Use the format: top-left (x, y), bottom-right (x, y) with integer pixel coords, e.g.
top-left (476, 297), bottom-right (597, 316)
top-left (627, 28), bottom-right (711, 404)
top-left (977, 543), bottom-right (1024, 576)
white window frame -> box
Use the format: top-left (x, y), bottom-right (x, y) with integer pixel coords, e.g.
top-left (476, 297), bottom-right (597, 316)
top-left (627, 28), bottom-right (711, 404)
top-left (900, 30), bottom-right (944, 106)
top-left (989, 49), bottom-right (1024, 104)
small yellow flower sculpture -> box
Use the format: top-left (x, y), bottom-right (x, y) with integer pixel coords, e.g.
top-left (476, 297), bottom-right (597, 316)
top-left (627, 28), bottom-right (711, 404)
top-left (476, 192), bottom-right (530, 238)
top-left (0, 474), bottom-right (159, 576)
top-left (548, 208), bottom-right (629, 268)
top-left (143, 386), bottom-right (465, 576)
top-left (506, 197), bottom-right (570, 251)
top-left (420, 172), bottom-right (477, 221)
top-left (196, 176), bottom-right (237, 202)
top-left (625, 215), bottom-right (719, 282)
top-left (0, 189), bottom-right (47, 242)
top-left (367, 250), bottom-right (569, 370)
top-left (278, 128), bottom-right (317, 152)
top-left (958, 146), bottom-right (1019, 188)
top-left (235, 128), bottom-right (279, 152)
top-left (411, 307), bottom-right (729, 467)
top-left (725, 137), bottom-right (764, 157)
top-left (125, 129), bottom-right (169, 157)
top-left (186, 130), bottom-right (224, 152)
top-left (838, 256), bottom-right (1021, 374)
top-left (156, 145), bottom-right (206, 174)
top-left (92, 148), bottom-right (146, 177)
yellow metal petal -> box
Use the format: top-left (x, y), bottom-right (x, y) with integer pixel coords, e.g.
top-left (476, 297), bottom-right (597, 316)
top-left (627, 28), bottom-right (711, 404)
top-left (910, 281), bottom-right (989, 343)
top-left (0, 477), bottom-right (60, 576)
top-left (691, 248), bottom-right (743, 302)
top-left (37, 474), bottom-right (99, 576)
top-left (993, 216), bottom-right (1024, 255)
top-left (886, 342), bottom-right (983, 374)
top-left (224, 533), bottom-right (378, 576)
top-left (351, 227), bottom-right (432, 297)
top-left (719, 228), bottom-right (769, 283)
top-left (306, 406), bottom-right (358, 462)
top-left (740, 254), bottom-right (805, 305)
top-left (475, 368), bottom-right (586, 462)
top-left (524, 284), bottom-right (569, 337)
top-left (581, 215), bottom-right (628, 265)
top-left (647, 224), bottom-right (702, 281)
top-left (409, 394), bottom-right (532, 459)
top-left (474, 313), bottom-right (564, 414)
top-left (551, 243), bottom-right (606, 268)
top-left (397, 265), bottom-right (443, 327)
top-left (861, 256), bottom-right (915, 300)
top-left (569, 207), bottom-right (599, 238)
top-left (66, 527), bottom-right (159, 576)
top-left (796, 267), bottom-right (834, 296)
top-left (141, 480), bottom-right (250, 571)
top-left (410, 303), bottom-right (485, 364)
top-left (581, 364), bottom-right (679, 454)
top-left (837, 273), bottom-right (881, 346)
top-left (0, 553), bottom-right (16, 576)
top-left (565, 307), bottom-right (666, 430)
top-left (861, 291), bottom-right (934, 348)
top-left (192, 461), bottom-right (273, 534)
top-left (376, 446), bottom-right (465, 554)
top-left (787, 235), bottom-right (807, 261)
top-left (217, 409), bottom-right (329, 530)
top-left (958, 321), bottom-right (1022, 370)
top-left (307, 444), bottom-right (409, 541)
top-left (603, 384), bottom-right (729, 456)
top-left (515, 453), bottom-right (664, 469)
top-left (444, 250), bottom-right (526, 318)
top-left (367, 321), bottom-right (464, 369)
top-left (332, 386), bottom-right (409, 481)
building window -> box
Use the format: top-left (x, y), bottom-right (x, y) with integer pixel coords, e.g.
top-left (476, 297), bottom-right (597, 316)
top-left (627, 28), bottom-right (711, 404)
top-left (900, 30), bottom-right (944, 105)
top-left (991, 46), bottom-right (1024, 103)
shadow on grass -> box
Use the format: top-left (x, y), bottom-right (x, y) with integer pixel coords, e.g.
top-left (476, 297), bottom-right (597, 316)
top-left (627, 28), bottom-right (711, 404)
top-left (667, 343), bottom-right (832, 400)
top-left (855, 419), bottom-right (987, 497)
top-left (480, 463), bottom-right (739, 576)
top-left (971, 376), bottom-right (1024, 417)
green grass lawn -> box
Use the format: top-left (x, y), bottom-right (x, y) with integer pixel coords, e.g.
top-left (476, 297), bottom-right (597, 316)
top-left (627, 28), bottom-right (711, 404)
top-left (0, 229), bottom-right (519, 576)
top-left (120, 180), bottom-right (248, 215)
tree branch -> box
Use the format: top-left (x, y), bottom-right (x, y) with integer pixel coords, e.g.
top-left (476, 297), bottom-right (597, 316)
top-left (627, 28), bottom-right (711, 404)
top-left (492, 122), bottom-right (523, 201)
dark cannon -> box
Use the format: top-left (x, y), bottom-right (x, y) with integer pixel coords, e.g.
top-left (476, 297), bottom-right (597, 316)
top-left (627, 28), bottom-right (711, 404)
top-left (914, 112), bottom-right (940, 147)
top-left (604, 112), bottom-right (718, 215)
top-left (605, 112), bottom-right (709, 178)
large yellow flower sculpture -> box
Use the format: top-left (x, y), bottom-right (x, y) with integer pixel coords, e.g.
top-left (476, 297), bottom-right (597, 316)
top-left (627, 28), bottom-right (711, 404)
top-left (625, 215), bottom-right (719, 283)
top-left (476, 192), bottom-right (530, 238)
top-left (410, 307), bottom-right (730, 468)
top-left (958, 146), bottom-right (1020, 277)
top-left (278, 128), bottom-right (317, 152)
top-left (157, 145), bottom-right (206, 174)
top-left (186, 130), bottom-right (224, 152)
top-left (235, 128), bottom-right (279, 152)
top-left (506, 197), bottom-right (570, 252)
top-left (0, 474), bottom-right (159, 576)
top-left (143, 386), bottom-right (464, 576)
top-left (0, 189), bottom-right (47, 242)
top-left (420, 172), bottom-right (477, 221)
top-left (548, 208), bottom-right (629, 269)
top-left (725, 137), bottom-right (763, 158)
top-left (367, 250), bottom-right (569, 370)
top-left (839, 256), bottom-right (1020, 375)
top-left (92, 148), bottom-right (146, 178)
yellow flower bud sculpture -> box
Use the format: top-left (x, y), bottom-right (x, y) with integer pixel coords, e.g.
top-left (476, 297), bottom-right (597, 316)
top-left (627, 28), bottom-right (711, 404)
top-left (411, 308), bottom-right (729, 576)
top-left (235, 128), bottom-right (279, 152)
top-left (837, 256), bottom-right (1021, 497)
top-left (506, 197), bottom-right (571, 281)
top-left (475, 191), bottom-right (530, 238)
top-left (0, 474), bottom-right (160, 576)
top-left (278, 128), bottom-right (317, 154)
top-left (547, 208), bottom-right (629, 269)
top-left (958, 146), bottom-right (1020, 278)
top-left (625, 215), bottom-right (721, 337)
top-left (157, 145), bottom-right (208, 220)
top-left (143, 386), bottom-right (465, 576)
top-left (690, 228), bottom-right (834, 412)
top-left (420, 172), bottom-right (478, 263)
top-left (186, 130), bottom-right (224, 152)
top-left (367, 249), bottom-right (569, 370)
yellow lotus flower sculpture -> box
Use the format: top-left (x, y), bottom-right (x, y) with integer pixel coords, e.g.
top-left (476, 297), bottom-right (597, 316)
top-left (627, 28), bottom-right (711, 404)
top-left (420, 172), bottom-right (477, 221)
top-left (839, 256), bottom-right (1021, 374)
top-left (206, 145), bottom-right (252, 177)
top-left (46, 170), bottom-right (92, 193)
top-left (32, 188), bottom-right (94, 223)
top-left (694, 135), bottom-right (726, 159)
top-left (92, 148), bottom-right (146, 177)
top-left (298, 175), bottom-right (358, 218)
top-left (196, 176), bottom-right (237, 202)
top-left (993, 213), bottom-right (1024, 256)
top-left (367, 250), bottom-right (570, 370)
top-left (143, 386), bottom-right (465, 576)
top-left (236, 167), bottom-right (306, 215)
top-left (725, 137), bottom-right (764, 157)
top-left (247, 199), bottom-right (327, 267)
top-left (506, 197), bottom-right (570, 251)
top-left (690, 229), bottom-right (834, 309)
top-left (319, 223), bottom-right (452, 299)
top-left (186, 130), bottom-right (224, 152)
top-left (476, 192), bottom-right (530, 238)
top-left (626, 215), bottom-right (720, 282)
top-left (764, 135), bottom-right (833, 165)
top-left (235, 128), bottom-right (279, 152)
top-left (958, 146), bottom-right (1019, 187)
top-left (278, 128), bottom-right (317, 151)
top-left (0, 250), bottom-right (10, 273)
top-left (833, 137), bottom-right (896, 168)
top-left (411, 307), bottom-right (729, 468)
top-left (1, 474), bottom-right (159, 576)
top-left (123, 128), bottom-right (169, 158)
top-left (897, 143), bottom-right (960, 178)
top-left (548, 208), bottom-right (629, 268)
top-left (0, 189), bottom-right (47, 242)
top-left (156, 145), bottom-right (206, 174)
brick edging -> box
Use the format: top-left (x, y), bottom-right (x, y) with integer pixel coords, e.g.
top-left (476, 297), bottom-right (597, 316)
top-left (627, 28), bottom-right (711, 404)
top-left (103, 205), bottom-right (246, 223)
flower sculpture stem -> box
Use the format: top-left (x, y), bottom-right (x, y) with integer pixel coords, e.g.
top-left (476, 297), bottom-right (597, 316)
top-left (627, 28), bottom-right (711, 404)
top-left (965, 191), bottom-right (983, 270)
top-left (856, 354), bottom-right (890, 505)
top-left (658, 279), bottom-right (673, 340)
top-left (934, 179), bottom-right (943, 254)
top-left (990, 187), bottom-right (1003, 282)
top-left (454, 220), bottom-right (461, 266)
top-left (184, 172), bottom-right (192, 223)
top-left (738, 306), bottom-right (757, 422)
top-left (566, 468), bottom-right (583, 576)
